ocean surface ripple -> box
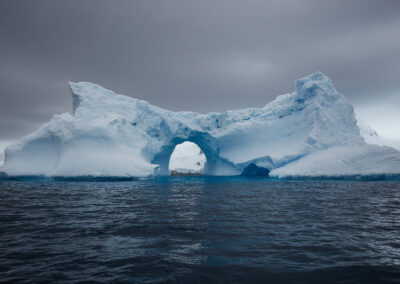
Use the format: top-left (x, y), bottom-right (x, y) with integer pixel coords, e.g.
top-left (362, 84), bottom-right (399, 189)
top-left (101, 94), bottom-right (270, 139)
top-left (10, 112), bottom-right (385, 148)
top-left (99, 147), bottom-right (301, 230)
top-left (1, 177), bottom-right (400, 283)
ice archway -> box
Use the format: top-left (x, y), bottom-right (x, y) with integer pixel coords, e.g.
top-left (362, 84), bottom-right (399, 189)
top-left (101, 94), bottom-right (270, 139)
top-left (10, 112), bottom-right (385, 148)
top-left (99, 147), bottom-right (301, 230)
top-left (151, 131), bottom-right (238, 176)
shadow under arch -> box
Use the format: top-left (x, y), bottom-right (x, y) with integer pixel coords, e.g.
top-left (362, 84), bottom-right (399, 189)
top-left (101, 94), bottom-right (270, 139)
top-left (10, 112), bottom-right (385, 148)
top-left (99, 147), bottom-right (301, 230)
top-left (151, 131), bottom-right (238, 176)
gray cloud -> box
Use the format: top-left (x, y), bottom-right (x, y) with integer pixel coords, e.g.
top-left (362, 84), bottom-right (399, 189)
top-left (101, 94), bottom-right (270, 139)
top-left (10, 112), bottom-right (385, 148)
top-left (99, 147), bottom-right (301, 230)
top-left (1, 0), bottom-right (400, 141)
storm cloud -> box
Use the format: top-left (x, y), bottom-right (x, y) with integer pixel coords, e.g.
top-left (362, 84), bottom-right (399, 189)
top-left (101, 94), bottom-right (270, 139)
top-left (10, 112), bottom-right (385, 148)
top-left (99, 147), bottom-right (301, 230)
top-left (1, 0), bottom-right (400, 143)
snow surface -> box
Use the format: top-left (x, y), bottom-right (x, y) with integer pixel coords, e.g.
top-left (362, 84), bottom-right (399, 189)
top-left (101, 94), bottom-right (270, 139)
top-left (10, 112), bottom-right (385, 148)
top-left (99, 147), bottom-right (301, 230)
top-left (1, 71), bottom-right (400, 178)
top-left (169, 141), bottom-right (206, 174)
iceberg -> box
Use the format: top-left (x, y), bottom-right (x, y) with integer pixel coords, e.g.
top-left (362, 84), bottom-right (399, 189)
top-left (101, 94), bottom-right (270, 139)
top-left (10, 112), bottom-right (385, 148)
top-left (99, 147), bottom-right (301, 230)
top-left (1, 71), bottom-right (400, 178)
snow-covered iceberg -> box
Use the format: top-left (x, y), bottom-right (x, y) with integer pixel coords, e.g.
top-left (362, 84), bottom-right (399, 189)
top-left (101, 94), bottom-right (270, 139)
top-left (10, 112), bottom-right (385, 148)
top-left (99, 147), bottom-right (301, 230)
top-left (1, 71), bottom-right (400, 178)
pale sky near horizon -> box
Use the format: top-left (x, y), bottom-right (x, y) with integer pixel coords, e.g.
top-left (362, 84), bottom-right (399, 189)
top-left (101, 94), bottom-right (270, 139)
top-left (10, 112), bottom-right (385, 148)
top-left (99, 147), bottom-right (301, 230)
top-left (1, 0), bottom-right (400, 159)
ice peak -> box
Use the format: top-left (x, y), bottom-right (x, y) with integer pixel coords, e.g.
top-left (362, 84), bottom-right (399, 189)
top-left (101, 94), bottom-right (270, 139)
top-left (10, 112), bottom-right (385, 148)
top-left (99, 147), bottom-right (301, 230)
top-left (295, 71), bottom-right (338, 101)
top-left (68, 82), bottom-right (118, 114)
top-left (68, 81), bottom-right (116, 98)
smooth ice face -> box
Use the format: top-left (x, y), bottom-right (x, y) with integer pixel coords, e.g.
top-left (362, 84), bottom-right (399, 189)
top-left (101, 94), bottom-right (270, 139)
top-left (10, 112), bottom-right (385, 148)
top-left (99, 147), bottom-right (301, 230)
top-left (1, 71), bottom-right (400, 178)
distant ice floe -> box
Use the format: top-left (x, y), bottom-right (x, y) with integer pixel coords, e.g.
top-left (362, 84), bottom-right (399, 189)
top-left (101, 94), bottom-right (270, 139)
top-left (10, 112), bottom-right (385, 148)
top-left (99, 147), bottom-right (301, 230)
top-left (358, 123), bottom-right (400, 151)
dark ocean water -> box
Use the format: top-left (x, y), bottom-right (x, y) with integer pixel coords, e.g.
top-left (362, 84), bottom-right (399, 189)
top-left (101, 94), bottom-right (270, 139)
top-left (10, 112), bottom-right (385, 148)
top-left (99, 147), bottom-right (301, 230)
top-left (1, 177), bottom-right (400, 283)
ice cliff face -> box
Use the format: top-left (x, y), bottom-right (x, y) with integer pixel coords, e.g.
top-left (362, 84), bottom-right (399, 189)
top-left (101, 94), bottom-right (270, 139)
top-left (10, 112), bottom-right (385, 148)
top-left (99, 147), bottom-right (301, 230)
top-left (2, 72), bottom-right (400, 178)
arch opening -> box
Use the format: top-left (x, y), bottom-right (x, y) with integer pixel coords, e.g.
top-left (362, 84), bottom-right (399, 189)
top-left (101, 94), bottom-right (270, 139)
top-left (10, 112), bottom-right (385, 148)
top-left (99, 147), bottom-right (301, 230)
top-left (168, 141), bottom-right (206, 176)
top-left (151, 131), bottom-right (240, 176)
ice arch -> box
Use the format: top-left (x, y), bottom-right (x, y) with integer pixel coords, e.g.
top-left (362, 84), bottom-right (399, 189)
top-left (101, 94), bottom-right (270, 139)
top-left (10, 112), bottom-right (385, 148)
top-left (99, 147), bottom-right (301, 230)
top-left (151, 131), bottom-right (238, 176)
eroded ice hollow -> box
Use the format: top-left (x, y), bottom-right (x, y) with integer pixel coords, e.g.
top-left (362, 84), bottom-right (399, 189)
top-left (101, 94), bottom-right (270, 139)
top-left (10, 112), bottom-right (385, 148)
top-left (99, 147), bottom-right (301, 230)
top-left (2, 72), bottom-right (400, 179)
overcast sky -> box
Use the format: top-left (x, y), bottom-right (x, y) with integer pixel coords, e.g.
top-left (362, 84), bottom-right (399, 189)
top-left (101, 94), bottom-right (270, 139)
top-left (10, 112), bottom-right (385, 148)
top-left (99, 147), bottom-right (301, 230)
top-left (1, 0), bottom-right (400, 152)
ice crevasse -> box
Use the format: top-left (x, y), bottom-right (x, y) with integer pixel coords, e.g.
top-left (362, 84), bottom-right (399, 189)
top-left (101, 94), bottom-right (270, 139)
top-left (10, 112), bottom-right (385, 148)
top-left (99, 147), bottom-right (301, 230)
top-left (2, 71), bottom-right (400, 178)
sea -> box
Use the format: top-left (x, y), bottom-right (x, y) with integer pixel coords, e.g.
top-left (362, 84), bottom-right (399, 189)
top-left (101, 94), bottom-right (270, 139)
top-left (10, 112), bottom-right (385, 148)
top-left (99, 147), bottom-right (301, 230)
top-left (1, 177), bottom-right (400, 283)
